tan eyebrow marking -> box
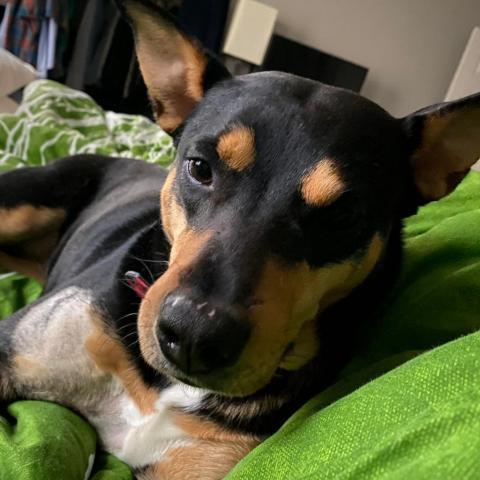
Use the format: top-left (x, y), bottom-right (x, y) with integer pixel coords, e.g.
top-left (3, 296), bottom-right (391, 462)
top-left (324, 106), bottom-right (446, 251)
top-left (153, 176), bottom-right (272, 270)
top-left (300, 158), bottom-right (345, 206)
top-left (216, 124), bottom-right (256, 172)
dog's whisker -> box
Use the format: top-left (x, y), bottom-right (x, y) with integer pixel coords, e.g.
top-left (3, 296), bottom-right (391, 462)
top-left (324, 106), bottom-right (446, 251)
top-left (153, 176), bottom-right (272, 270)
top-left (116, 326), bottom-right (138, 337)
top-left (116, 311), bottom-right (138, 321)
top-left (129, 255), bottom-right (156, 283)
top-left (126, 340), bottom-right (140, 350)
top-left (129, 254), bottom-right (169, 266)
top-left (122, 330), bottom-right (139, 342)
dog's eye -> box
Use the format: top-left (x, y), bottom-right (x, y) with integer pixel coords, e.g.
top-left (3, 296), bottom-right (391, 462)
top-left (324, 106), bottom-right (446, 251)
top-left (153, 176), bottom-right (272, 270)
top-left (187, 158), bottom-right (213, 186)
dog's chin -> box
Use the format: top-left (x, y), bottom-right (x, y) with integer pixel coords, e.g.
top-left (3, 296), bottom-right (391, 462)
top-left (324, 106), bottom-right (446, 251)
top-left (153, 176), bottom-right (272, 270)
top-left (165, 364), bottom-right (276, 397)
top-left (146, 342), bottom-right (310, 397)
top-left (141, 351), bottom-right (277, 397)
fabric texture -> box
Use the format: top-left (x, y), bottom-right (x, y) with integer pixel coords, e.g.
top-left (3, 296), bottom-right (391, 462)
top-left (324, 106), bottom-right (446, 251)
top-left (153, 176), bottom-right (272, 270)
top-left (3, 0), bottom-right (43, 65)
top-left (1, 79), bottom-right (480, 479)
top-left (0, 79), bottom-right (174, 172)
top-left (0, 401), bottom-right (96, 479)
top-left (0, 402), bottom-right (132, 480)
top-left (65, 0), bottom-right (116, 90)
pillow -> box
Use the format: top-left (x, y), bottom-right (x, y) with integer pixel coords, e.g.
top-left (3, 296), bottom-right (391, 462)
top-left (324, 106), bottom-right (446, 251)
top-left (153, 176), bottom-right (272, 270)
top-left (0, 95), bottom-right (18, 113)
top-left (0, 48), bottom-right (36, 111)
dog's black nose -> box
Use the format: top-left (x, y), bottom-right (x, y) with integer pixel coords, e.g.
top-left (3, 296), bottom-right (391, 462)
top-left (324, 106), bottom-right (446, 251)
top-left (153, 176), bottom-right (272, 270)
top-left (158, 292), bottom-right (251, 375)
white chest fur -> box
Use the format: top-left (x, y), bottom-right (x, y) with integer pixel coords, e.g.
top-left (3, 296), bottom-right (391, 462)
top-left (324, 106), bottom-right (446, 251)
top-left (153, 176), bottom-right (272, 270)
top-left (88, 384), bottom-right (206, 468)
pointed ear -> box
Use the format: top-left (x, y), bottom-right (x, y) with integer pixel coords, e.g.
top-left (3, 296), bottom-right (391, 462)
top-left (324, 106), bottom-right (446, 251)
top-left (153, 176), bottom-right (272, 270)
top-left (116, 0), bottom-right (231, 132)
top-left (402, 92), bottom-right (480, 202)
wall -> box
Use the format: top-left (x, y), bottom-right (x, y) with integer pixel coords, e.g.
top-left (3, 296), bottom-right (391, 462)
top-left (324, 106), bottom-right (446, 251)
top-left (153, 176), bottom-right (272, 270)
top-left (258, 0), bottom-right (480, 116)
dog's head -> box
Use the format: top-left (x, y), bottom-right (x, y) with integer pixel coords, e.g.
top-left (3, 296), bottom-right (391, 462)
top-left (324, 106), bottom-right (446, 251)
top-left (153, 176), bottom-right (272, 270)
top-left (119, 0), bottom-right (480, 396)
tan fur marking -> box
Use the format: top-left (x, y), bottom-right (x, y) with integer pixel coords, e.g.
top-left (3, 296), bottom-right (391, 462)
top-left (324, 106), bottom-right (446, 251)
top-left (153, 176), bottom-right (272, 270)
top-left (0, 205), bottom-right (65, 243)
top-left (0, 205), bottom-right (64, 280)
top-left (279, 233), bottom-right (384, 371)
top-left (86, 320), bottom-right (158, 414)
top-left (138, 229), bottom-right (212, 370)
top-left (141, 422), bottom-right (259, 480)
top-left (172, 410), bottom-right (259, 443)
top-left (180, 37), bottom-right (207, 103)
top-left (278, 319), bottom-right (318, 371)
top-left (216, 125), bottom-right (256, 172)
top-left (208, 233), bottom-right (384, 395)
top-left (12, 355), bottom-right (43, 376)
top-left (160, 168), bottom-right (187, 243)
top-left (301, 159), bottom-right (345, 207)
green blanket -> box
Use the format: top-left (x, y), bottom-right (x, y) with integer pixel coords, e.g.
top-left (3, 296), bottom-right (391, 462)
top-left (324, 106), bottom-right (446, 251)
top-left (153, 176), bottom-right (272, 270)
top-left (1, 80), bottom-right (480, 479)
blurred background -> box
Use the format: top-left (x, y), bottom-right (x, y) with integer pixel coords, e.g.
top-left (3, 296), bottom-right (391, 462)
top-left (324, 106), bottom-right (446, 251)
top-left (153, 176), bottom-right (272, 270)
top-left (1, 0), bottom-right (479, 117)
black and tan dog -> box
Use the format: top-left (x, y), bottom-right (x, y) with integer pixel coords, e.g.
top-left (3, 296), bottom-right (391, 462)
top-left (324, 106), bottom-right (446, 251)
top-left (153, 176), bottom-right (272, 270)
top-left (0, 1), bottom-right (480, 478)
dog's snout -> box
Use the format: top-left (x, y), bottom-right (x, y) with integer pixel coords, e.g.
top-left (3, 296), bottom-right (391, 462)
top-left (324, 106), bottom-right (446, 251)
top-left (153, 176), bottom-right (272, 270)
top-left (158, 292), bottom-right (251, 376)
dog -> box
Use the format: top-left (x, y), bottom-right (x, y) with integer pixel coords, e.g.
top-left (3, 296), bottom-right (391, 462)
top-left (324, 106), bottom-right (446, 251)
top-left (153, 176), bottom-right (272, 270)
top-left (0, 1), bottom-right (479, 478)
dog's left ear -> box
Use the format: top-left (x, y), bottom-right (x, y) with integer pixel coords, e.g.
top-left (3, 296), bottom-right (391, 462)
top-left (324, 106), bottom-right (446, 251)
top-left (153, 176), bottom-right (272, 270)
top-left (403, 92), bottom-right (480, 202)
top-left (116, 0), bottom-right (231, 133)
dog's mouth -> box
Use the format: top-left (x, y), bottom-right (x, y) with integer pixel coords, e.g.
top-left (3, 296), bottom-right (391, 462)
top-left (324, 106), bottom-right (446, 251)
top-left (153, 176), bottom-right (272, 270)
top-left (164, 341), bottom-right (299, 392)
top-left (125, 270), bottom-right (311, 394)
top-left (134, 272), bottom-right (350, 396)
top-left (140, 303), bottom-right (321, 397)
top-left (163, 322), bottom-right (318, 396)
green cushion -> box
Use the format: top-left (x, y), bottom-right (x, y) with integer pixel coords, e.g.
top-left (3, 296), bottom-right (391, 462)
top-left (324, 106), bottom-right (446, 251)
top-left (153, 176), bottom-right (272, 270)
top-left (0, 401), bottom-right (96, 480)
top-left (0, 401), bottom-right (132, 479)
top-left (0, 273), bottom-right (42, 320)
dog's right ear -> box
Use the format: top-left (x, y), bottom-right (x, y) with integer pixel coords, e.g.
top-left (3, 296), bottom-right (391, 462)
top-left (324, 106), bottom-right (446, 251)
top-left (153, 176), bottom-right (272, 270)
top-left (116, 0), bottom-right (231, 133)
top-left (402, 92), bottom-right (480, 203)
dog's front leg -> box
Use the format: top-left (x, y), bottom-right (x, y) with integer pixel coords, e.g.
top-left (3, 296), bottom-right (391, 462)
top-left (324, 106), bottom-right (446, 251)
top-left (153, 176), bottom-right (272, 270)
top-left (133, 407), bottom-right (260, 480)
top-left (0, 287), bottom-right (114, 408)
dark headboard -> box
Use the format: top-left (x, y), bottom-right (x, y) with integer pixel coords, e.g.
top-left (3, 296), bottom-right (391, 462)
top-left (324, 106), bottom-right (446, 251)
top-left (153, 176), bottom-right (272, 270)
top-left (262, 34), bottom-right (368, 93)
